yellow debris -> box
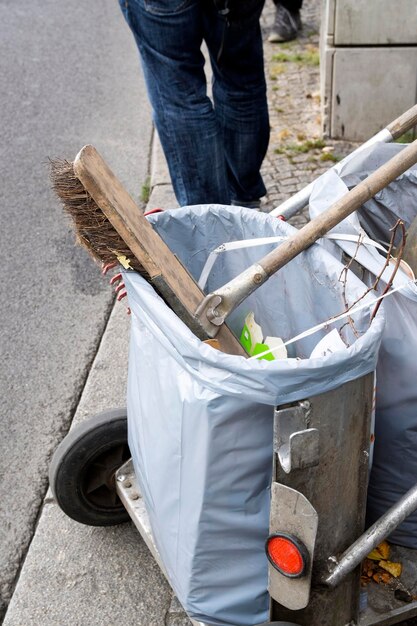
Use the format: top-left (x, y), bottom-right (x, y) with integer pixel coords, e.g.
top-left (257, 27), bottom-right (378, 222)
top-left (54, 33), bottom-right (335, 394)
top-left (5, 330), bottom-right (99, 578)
top-left (367, 541), bottom-right (390, 561)
top-left (116, 254), bottom-right (132, 270)
top-left (379, 560), bottom-right (402, 578)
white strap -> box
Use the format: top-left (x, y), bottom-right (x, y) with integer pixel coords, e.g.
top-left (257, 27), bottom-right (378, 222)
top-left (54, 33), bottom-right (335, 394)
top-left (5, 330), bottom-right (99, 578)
top-left (198, 236), bottom-right (287, 288)
top-left (198, 234), bottom-right (388, 290)
top-left (248, 279), bottom-right (416, 361)
top-left (326, 233), bottom-right (389, 254)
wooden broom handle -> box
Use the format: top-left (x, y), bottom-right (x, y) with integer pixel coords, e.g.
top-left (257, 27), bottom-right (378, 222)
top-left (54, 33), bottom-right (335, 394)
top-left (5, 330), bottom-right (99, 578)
top-left (74, 145), bottom-right (247, 356)
top-left (260, 139), bottom-right (417, 277)
top-left (387, 104), bottom-right (417, 140)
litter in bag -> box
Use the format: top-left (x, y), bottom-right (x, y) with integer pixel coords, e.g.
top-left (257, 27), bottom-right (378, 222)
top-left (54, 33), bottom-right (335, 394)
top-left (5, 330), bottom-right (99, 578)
top-left (124, 205), bottom-right (384, 625)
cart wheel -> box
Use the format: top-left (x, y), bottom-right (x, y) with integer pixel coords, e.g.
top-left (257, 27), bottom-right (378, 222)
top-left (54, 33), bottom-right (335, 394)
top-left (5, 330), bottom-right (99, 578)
top-left (49, 408), bottom-right (131, 526)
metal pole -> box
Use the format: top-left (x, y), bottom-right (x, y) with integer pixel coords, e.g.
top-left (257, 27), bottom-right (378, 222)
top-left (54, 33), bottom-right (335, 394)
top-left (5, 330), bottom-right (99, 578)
top-left (269, 129), bottom-right (393, 220)
top-left (270, 103), bottom-right (417, 220)
top-left (197, 139), bottom-right (417, 336)
top-left (322, 482), bottom-right (417, 589)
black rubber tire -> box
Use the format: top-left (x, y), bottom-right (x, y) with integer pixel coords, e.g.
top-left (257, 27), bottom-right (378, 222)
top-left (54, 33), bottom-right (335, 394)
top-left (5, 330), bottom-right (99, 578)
top-left (49, 408), bottom-right (131, 526)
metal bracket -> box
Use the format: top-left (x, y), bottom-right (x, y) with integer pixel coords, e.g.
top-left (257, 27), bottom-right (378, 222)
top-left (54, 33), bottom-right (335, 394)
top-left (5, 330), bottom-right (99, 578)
top-left (274, 402), bottom-right (319, 473)
top-left (194, 264), bottom-right (268, 338)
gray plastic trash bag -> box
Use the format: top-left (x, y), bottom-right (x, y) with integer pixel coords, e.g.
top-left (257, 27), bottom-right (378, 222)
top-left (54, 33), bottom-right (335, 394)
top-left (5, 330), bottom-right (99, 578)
top-left (124, 205), bottom-right (384, 625)
top-left (366, 293), bottom-right (417, 547)
top-left (342, 142), bottom-right (417, 248)
top-left (310, 145), bottom-right (417, 548)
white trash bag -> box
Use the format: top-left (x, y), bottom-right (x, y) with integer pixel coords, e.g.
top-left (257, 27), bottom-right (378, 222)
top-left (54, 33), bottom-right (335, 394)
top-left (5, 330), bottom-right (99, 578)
top-left (124, 205), bottom-right (384, 626)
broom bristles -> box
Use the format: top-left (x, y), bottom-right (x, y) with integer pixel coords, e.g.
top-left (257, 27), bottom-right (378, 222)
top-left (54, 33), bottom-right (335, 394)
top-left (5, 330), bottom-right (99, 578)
top-left (50, 158), bottom-right (143, 272)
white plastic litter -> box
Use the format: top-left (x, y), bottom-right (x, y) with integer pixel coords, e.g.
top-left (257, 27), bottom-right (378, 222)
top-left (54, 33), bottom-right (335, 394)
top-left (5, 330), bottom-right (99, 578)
top-left (310, 328), bottom-right (347, 359)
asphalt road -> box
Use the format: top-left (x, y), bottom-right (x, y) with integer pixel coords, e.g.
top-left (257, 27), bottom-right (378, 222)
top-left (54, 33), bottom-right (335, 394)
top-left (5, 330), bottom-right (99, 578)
top-left (0, 0), bottom-right (151, 617)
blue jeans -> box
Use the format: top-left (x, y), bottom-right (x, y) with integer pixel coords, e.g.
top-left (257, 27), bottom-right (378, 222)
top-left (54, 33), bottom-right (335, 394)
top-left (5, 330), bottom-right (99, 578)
top-left (119, 0), bottom-right (269, 206)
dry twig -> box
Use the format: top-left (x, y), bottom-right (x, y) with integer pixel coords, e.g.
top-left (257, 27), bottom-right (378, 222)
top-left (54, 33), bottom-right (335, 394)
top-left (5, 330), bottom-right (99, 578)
top-left (336, 219), bottom-right (406, 334)
top-left (371, 220), bottom-right (407, 319)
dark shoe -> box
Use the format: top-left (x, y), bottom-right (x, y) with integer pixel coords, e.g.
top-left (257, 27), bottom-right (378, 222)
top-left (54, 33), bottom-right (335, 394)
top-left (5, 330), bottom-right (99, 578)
top-left (231, 199), bottom-right (261, 210)
top-left (268, 3), bottom-right (301, 43)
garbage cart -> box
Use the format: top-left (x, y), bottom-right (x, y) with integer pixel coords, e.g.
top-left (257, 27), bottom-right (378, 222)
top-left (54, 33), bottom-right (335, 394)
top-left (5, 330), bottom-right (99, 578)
top-left (48, 204), bottom-right (417, 626)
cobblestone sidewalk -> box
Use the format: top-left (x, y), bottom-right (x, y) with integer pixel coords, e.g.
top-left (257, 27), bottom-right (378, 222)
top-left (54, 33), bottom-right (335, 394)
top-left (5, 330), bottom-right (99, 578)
top-left (261, 0), bottom-right (357, 227)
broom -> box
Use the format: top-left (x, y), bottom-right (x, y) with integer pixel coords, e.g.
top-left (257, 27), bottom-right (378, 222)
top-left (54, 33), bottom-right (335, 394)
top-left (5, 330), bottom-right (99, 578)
top-left (51, 141), bottom-right (417, 357)
top-left (51, 158), bottom-right (145, 274)
top-left (50, 145), bottom-right (247, 357)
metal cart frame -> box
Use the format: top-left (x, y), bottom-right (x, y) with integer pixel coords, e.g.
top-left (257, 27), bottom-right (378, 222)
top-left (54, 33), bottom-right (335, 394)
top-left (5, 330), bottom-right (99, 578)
top-left (109, 373), bottom-right (417, 626)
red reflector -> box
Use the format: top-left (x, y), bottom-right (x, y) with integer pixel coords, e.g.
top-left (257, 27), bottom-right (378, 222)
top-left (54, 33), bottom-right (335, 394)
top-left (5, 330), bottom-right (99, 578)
top-left (266, 534), bottom-right (307, 578)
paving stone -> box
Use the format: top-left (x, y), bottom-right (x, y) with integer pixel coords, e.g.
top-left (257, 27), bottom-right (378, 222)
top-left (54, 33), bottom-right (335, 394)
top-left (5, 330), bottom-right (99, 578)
top-left (261, 0), bottom-right (359, 219)
top-left (150, 131), bottom-right (171, 187)
top-left (148, 184), bottom-right (178, 212)
top-left (3, 504), bottom-right (172, 626)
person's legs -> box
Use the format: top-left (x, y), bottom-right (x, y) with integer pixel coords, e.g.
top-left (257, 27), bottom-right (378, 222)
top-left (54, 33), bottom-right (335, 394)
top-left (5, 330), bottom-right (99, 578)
top-left (118, 0), bottom-right (230, 206)
top-left (203, 0), bottom-right (269, 205)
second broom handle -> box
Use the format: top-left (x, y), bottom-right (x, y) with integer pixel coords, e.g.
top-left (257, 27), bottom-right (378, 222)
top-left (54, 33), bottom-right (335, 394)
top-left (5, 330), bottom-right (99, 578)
top-left (387, 104), bottom-right (417, 140)
top-left (260, 139), bottom-right (417, 277)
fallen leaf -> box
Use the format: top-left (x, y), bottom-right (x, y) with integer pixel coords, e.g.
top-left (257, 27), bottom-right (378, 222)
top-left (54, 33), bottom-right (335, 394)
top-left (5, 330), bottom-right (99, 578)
top-left (278, 129), bottom-right (291, 141)
top-left (367, 541), bottom-right (390, 561)
top-left (379, 560), bottom-right (402, 578)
